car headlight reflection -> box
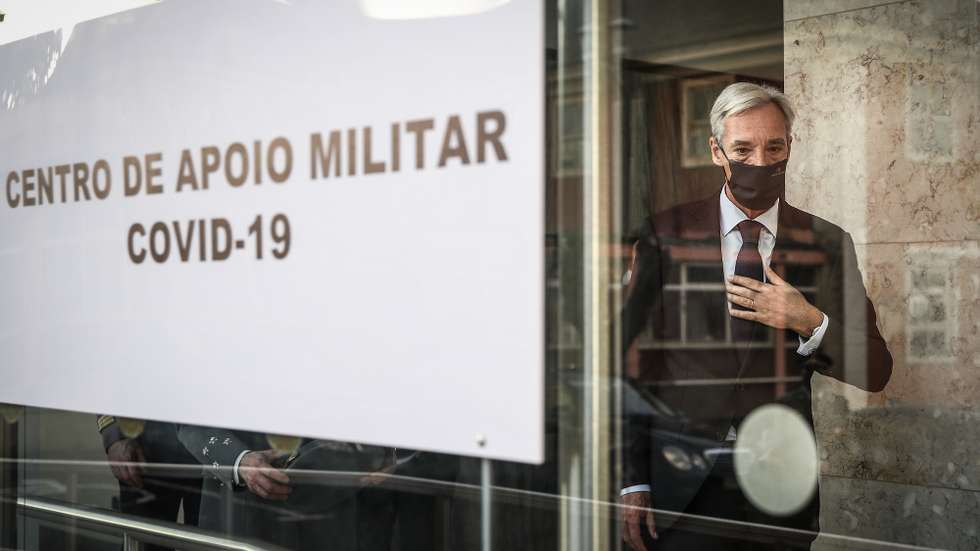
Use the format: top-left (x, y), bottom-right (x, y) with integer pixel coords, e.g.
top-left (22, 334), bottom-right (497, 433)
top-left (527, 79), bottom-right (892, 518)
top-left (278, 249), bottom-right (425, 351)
top-left (691, 453), bottom-right (708, 471)
top-left (662, 445), bottom-right (692, 471)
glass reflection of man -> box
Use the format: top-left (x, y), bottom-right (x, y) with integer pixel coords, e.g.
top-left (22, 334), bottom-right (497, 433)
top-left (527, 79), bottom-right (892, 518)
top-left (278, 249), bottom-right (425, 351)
top-left (98, 416), bottom-right (202, 551)
top-left (620, 82), bottom-right (893, 550)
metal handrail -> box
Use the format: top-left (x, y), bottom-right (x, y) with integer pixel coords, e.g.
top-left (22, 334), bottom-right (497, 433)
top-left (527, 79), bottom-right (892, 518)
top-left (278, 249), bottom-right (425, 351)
top-left (17, 496), bottom-right (287, 551)
top-left (11, 465), bottom-right (947, 551)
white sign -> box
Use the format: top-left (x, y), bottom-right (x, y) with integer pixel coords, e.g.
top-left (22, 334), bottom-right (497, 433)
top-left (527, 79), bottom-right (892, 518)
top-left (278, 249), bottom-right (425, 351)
top-left (0, 0), bottom-right (543, 463)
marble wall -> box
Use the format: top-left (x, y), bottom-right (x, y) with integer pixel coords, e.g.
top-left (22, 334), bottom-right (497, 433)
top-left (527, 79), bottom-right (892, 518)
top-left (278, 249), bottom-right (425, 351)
top-left (783, 1), bottom-right (979, 549)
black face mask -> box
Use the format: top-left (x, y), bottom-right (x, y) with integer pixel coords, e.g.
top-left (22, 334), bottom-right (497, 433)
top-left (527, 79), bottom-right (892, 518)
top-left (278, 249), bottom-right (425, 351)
top-left (720, 148), bottom-right (787, 211)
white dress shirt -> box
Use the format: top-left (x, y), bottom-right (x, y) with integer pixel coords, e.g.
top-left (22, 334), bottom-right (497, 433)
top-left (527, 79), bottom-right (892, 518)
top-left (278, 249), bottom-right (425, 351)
top-left (621, 189), bottom-right (829, 497)
top-left (718, 188), bottom-right (828, 355)
top-left (234, 449), bottom-right (250, 486)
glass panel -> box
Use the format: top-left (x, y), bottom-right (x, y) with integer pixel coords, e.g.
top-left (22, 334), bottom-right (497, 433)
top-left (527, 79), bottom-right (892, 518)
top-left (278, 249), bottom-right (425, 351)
top-left (685, 291), bottom-right (727, 342)
top-left (650, 290), bottom-right (681, 341)
top-left (687, 264), bottom-right (724, 284)
top-left (617, 2), bottom-right (978, 551)
top-left (1, 1), bottom-right (977, 551)
top-left (785, 265), bottom-right (817, 287)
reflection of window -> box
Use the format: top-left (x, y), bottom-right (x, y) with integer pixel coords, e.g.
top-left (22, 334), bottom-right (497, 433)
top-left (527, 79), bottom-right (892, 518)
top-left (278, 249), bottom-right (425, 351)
top-left (687, 291), bottom-right (727, 341)
top-left (907, 259), bottom-right (953, 362)
top-left (555, 96), bottom-right (583, 177)
top-left (644, 262), bottom-right (818, 348)
top-left (687, 265), bottom-right (724, 283)
top-left (680, 75), bottom-right (734, 168)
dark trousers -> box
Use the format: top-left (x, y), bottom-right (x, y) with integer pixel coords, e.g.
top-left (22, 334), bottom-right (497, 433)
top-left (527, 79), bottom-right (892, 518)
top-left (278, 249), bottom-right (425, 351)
top-left (356, 453), bottom-right (459, 551)
top-left (118, 476), bottom-right (203, 551)
top-left (647, 456), bottom-right (819, 551)
top-left (357, 487), bottom-right (451, 551)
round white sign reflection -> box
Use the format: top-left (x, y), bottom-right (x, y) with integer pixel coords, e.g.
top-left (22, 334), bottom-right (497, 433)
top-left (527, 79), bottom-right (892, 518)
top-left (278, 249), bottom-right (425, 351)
top-left (734, 404), bottom-right (818, 516)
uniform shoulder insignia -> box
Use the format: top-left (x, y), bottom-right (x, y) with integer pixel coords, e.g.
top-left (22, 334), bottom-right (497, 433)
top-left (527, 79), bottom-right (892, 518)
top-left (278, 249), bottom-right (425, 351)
top-left (97, 416), bottom-right (116, 432)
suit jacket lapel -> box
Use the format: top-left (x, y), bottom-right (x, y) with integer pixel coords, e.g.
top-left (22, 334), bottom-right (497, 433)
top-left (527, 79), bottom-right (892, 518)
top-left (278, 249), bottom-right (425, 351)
top-left (772, 200), bottom-right (813, 279)
top-left (773, 200), bottom-right (795, 261)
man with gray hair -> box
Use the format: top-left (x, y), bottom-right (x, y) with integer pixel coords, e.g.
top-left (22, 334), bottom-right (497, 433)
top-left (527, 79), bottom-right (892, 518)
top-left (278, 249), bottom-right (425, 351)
top-left (620, 82), bottom-right (892, 550)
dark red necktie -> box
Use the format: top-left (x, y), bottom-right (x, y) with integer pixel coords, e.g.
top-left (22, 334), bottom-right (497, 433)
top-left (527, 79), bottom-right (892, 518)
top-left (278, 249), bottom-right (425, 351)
top-left (732, 220), bottom-right (764, 343)
top-left (734, 220), bottom-right (764, 286)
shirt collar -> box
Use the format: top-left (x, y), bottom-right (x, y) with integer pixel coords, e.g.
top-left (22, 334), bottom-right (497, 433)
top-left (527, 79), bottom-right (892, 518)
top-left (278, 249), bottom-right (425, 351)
top-left (719, 185), bottom-right (779, 238)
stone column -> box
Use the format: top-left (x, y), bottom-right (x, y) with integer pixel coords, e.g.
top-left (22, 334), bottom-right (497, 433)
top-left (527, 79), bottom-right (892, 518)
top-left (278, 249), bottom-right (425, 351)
top-left (784, 1), bottom-right (980, 548)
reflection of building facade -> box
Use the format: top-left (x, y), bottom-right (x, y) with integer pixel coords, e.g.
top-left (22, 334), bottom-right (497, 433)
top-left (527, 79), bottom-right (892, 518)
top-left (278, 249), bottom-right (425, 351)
top-left (628, 236), bottom-right (826, 409)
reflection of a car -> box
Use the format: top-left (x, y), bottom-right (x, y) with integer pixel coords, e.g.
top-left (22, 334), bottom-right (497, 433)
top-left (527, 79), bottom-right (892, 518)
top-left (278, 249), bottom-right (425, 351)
top-left (623, 378), bottom-right (819, 518)
top-left (620, 379), bottom-right (743, 515)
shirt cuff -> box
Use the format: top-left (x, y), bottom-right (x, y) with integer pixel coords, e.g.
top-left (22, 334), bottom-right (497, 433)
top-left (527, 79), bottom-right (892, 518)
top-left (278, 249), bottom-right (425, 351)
top-left (621, 484), bottom-right (651, 496)
top-left (796, 313), bottom-right (829, 356)
top-left (233, 450), bottom-right (251, 486)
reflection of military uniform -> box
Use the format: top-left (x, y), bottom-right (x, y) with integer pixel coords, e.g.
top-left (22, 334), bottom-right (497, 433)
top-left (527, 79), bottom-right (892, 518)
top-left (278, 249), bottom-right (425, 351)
top-left (177, 426), bottom-right (389, 551)
top-left (97, 416), bottom-right (202, 551)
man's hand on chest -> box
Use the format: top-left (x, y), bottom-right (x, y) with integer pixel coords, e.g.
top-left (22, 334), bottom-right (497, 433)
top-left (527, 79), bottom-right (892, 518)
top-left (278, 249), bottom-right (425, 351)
top-left (726, 263), bottom-right (825, 337)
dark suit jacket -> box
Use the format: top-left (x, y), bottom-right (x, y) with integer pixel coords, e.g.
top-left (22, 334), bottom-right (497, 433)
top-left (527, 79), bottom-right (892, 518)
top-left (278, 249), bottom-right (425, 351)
top-left (622, 191), bottom-right (892, 521)
top-left (177, 425), bottom-right (391, 550)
